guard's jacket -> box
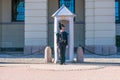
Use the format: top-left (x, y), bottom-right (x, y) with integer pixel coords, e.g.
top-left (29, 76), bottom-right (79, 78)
top-left (56, 31), bottom-right (68, 64)
top-left (56, 31), bottom-right (68, 46)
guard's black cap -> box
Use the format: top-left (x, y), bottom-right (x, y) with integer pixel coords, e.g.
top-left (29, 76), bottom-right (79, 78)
top-left (59, 23), bottom-right (65, 30)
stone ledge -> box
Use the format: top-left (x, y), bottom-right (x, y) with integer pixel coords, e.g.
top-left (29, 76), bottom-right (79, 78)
top-left (85, 45), bottom-right (117, 55)
top-left (24, 46), bottom-right (46, 54)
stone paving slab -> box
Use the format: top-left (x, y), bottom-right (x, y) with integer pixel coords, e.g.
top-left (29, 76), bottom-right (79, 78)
top-left (0, 64), bottom-right (105, 71)
top-left (0, 66), bottom-right (120, 80)
top-left (30, 64), bottom-right (105, 71)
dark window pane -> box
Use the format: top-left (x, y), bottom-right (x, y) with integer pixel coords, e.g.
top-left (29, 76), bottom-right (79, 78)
top-left (115, 0), bottom-right (120, 23)
top-left (16, 2), bottom-right (24, 21)
top-left (12, 0), bottom-right (24, 22)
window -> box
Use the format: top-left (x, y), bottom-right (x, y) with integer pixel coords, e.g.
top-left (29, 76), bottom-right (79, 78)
top-left (12, 0), bottom-right (25, 22)
top-left (59, 0), bottom-right (75, 13)
top-left (115, 0), bottom-right (120, 23)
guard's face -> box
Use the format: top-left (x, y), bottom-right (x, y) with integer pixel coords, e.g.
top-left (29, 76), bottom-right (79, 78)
top-left (61, 26), bottom-right (65, 31)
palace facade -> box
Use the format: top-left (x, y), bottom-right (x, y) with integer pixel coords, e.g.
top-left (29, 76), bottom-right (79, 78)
top-left (0, 0), bottom-right (120, 54)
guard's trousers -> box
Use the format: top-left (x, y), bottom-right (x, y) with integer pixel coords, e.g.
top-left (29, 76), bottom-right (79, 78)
top-left (59, 44), bottom-right (66, 64)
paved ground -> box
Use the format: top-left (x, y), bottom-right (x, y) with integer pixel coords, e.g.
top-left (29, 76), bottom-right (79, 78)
top-left (0, 64), bottom-right (120, 80)
top-left (0, 53), bottom-right (120, 80)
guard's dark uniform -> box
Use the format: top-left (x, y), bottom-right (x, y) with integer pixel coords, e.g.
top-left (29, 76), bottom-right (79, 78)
top-left (57, 31), bottom-right (68, 64)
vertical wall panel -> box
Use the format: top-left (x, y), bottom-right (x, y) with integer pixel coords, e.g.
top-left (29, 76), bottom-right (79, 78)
top-left (25, 0), bottom-right (48, 46)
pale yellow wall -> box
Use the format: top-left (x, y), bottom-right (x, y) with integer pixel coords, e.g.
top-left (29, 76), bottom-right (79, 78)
top-left (25, 0), bottom-right (48, 46)
top-left (2, 24), bottom-right (24, 48)
top-left (48, 0), bottom-right (58, 22)
top-left (48, 0), bottom-right (58, 47)
top-left (0, 0), bottom-right (2, 47)
top-left (85, 0), bottom-right (116, 46)
top-left (48, 0), bottom-right (85, 47)
top-left (0, 0), bottom-right (2, 21)
top-left (2, 0), bottom-right (11, 22)
top-left (75, 0), bottom-right (85, 47)
top-left (75, 0), bottom-right (85, 22)
top-left (0, 0), bottom-right (24, 48)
